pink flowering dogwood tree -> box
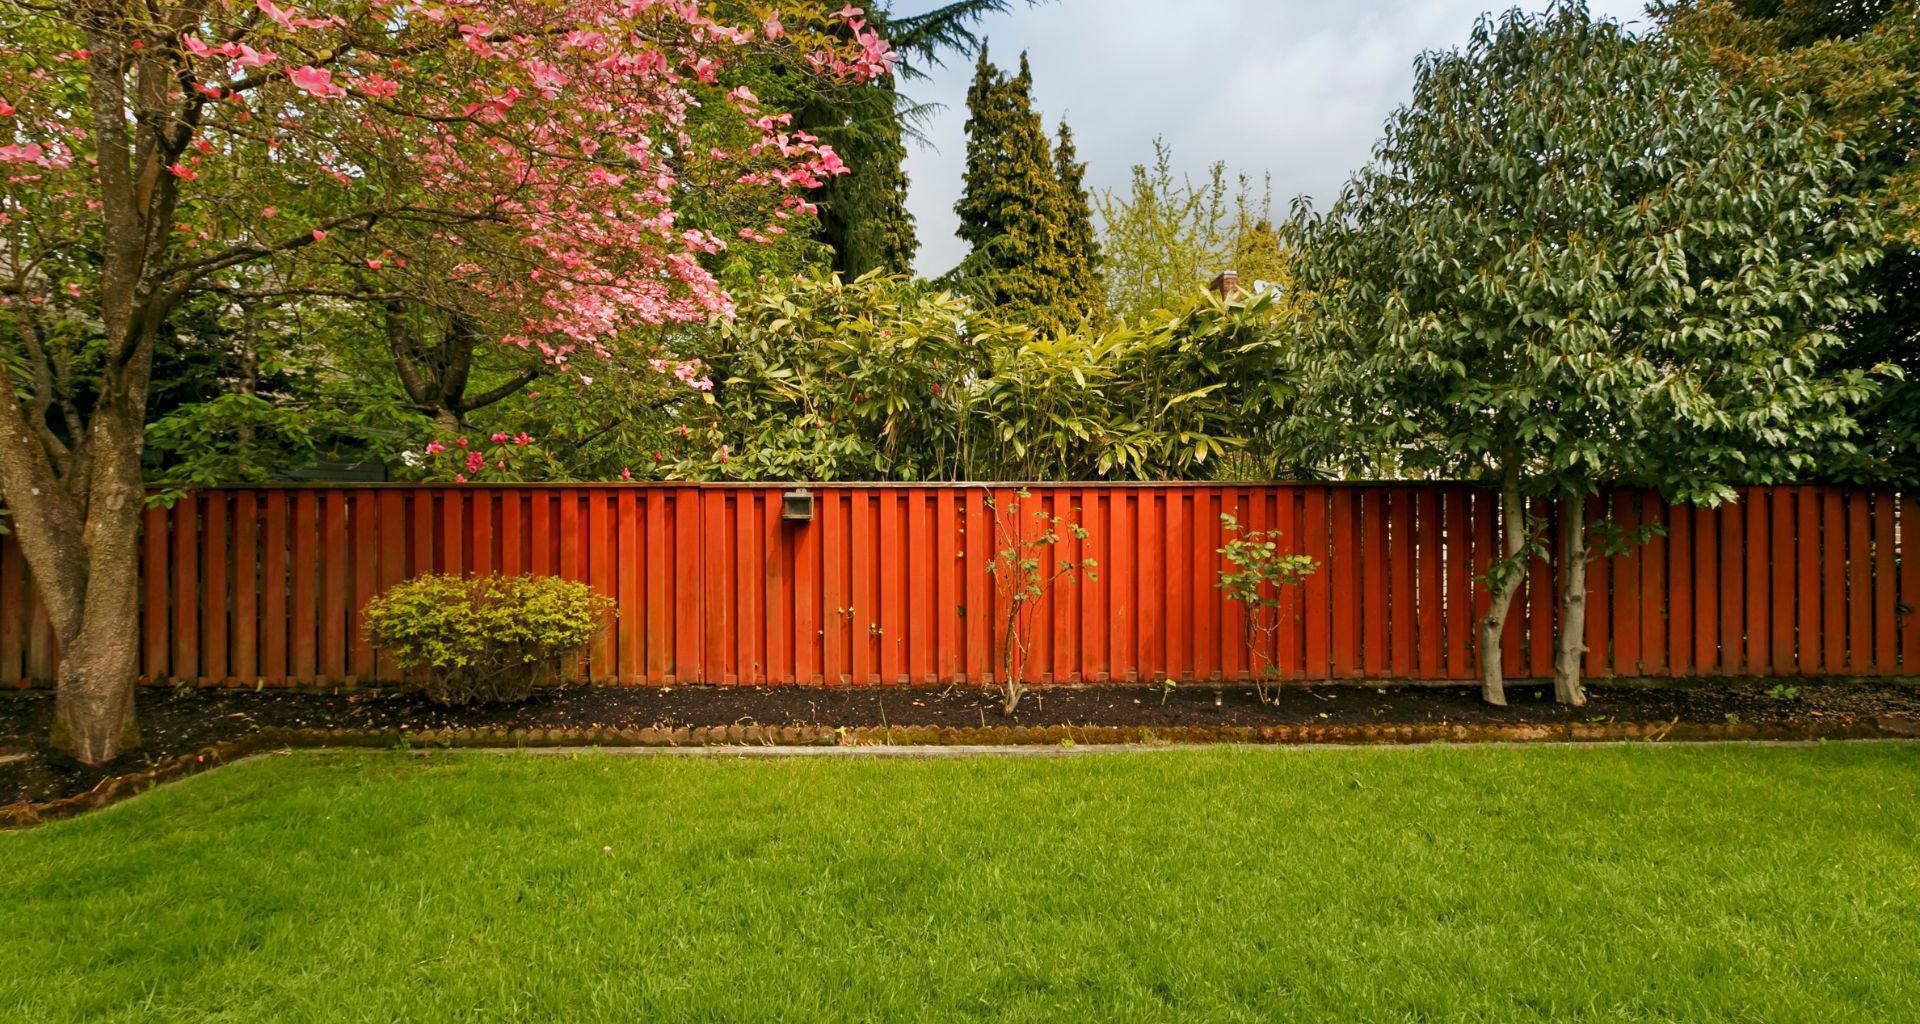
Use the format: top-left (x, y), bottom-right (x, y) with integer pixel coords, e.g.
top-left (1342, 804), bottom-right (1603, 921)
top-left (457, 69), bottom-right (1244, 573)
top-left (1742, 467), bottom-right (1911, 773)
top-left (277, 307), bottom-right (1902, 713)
top-left (0, 0), bottom-right (890, 764)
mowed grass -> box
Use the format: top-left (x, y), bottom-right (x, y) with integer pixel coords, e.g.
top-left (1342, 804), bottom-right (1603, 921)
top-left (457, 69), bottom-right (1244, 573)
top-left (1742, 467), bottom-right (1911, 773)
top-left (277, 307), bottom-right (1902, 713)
top-left (2, 744), bottom-right (1917, 1023)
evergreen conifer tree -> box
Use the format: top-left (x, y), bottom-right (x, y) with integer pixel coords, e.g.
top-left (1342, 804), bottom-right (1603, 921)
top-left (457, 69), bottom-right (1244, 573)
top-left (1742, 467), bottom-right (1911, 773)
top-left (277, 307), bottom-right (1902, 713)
top-left (803, 72), bottom-right (918, 276)
top-left (1052, 121), bottom-right (1104, 321)
top-left (953, 50), bottom-right (1100, 332)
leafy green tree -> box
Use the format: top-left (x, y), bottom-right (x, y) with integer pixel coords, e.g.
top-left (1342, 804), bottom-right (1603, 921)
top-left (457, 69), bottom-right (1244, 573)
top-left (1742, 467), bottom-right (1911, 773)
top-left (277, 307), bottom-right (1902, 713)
top-left (953, 50), bottom-right (1099, 332)
top-left (1280, 3), bottom-right (1884, 706)
top-left (1095, 140), bottom-right (1292, 324)
top-left (1656, 0), bottom-right (1920, 486)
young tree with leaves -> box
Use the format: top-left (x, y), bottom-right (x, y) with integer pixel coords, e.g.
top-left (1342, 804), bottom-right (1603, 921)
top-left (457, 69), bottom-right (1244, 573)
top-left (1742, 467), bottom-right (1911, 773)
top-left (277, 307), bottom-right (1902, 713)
top-left (1096, 140), bottom-right (1291, 324)
top-left (0, 0), bottom-right (885, 765)
top-left (1281, 3), bottom-right (1884, 706)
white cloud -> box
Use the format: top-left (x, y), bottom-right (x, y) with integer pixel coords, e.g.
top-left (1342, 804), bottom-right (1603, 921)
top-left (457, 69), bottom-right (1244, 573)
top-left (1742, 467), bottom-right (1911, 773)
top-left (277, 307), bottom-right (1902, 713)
top-left (895, 0), bottom-right (1650, 277)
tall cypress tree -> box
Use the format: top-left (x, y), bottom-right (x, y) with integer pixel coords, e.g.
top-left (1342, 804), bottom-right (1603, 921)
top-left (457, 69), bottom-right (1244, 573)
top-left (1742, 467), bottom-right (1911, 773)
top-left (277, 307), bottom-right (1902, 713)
top-left (953, 50), bottom-right (1098, 332)
top-left (1052, 121), bottom-right (1104, 322)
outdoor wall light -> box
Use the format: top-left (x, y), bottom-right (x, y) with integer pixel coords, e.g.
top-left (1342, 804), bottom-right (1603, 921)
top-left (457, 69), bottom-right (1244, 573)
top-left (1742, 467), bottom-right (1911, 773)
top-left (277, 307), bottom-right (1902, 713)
top-left (781, 488), bottom-right (814, 522)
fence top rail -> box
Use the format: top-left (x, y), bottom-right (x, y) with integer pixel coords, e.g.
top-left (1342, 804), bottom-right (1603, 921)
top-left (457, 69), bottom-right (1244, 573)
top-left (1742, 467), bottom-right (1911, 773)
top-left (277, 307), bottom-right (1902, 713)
top-left (155, 479), bottom-right (1517, 492)
top-left (137, 481), bottom-right (1905, 495)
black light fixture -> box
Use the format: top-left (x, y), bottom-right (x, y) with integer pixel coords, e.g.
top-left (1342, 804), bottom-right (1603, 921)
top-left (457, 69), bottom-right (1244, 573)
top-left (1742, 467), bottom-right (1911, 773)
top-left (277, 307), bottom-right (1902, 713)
top-left (781, 488), bottom-right (814, 522)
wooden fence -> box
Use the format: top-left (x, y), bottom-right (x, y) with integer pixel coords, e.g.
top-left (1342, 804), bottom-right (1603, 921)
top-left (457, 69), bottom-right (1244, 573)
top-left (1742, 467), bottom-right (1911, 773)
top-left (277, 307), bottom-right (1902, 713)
top-left (0, 484), bottom-right (1913, 687)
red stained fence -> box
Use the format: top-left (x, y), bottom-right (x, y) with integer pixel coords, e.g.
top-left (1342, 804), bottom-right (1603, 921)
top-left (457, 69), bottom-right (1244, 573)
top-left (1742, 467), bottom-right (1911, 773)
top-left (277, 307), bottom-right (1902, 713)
top-left (0, 484), bottom-right (1912, 687)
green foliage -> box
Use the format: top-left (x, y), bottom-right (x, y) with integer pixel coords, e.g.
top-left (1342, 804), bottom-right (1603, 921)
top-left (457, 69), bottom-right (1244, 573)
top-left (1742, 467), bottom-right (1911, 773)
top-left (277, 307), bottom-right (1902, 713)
top-left (361, 574), bottom-right (615, 705)
top-left (1096, 140), bottom-right (1297, 325)
top-left (789, 1), bottom-right (1055, 276)
top-left (983, 488), bottom-right (1096, 715)
top-left (807, 74), bottom-right (919, 277)
top-left (952, 50), bottom-right (1102, 332)
top-left (1215, 513), bottom-right (1317, 704)
top-left (1051, 122), bottom-right (1105, 318)
top-left (974, 288), bottom-right (1295, 480)
top-left (686, 269), bottom-right (1001, 480)
top-left (1280, 3), bottom-right (1886, 702)
top-left (1657, 0), bottom-right (1920, 486)
top-left (145, 394), bottom-right (348, 495)
top-left (679, 269), bottom-right (1291, 482)
top-left (1284, 4), bottom-right (1883, 500)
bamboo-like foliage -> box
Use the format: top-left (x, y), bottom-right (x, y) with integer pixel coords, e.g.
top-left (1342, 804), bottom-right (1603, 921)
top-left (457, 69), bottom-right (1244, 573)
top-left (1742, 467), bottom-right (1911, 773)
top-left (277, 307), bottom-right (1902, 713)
top-left (686, 270), bottom-right (1296, 482)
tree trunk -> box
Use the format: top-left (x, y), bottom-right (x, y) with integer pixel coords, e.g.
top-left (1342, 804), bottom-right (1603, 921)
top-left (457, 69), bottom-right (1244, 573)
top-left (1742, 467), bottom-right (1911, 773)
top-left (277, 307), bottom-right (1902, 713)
top-left (1477, 462), bottom-right (1526, 706)
top-left (51, 396), bottom-right (150, 763)
top-left (1553, 493), bottom-right (1591, 707)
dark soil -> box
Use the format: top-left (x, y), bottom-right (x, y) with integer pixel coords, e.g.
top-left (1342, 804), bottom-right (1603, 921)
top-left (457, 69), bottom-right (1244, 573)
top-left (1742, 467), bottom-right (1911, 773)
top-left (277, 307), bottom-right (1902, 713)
top-left (4, 680), bottom-right (1917, 806)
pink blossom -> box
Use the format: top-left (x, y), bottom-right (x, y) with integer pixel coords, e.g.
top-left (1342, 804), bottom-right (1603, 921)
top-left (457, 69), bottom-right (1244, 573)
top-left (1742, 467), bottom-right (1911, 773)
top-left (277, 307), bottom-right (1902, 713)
top-left (233, 43), bottom-right (277, 69)
top-left (425, 441), bottom-right (445, 455)
top-left (514, 432), bottom-right (532, 446)
top-left (490, 432), bottom-right (509, 443)
top-left (0, 0), bottom-right (892, 429)
top-left (257, 0), bottom-right (298, 30)
top-left (454, 474), bottom-right (467, 484)
top-left (620, 467), bottom-right (632, 480)
top-left (288, 66), bottom-right (346, 100)
top-left (360, 75), bottom-right (400, 100)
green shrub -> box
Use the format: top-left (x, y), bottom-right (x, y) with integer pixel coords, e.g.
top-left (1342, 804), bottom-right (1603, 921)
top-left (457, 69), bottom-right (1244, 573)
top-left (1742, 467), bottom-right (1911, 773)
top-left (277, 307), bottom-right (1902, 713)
top-left (361, 574), bottom-right (615, 705)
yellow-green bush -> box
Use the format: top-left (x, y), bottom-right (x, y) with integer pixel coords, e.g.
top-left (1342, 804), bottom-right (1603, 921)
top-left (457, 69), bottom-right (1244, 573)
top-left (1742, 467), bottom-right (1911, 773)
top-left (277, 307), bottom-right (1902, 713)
top-left (361, 574), bottom-right (615, 704)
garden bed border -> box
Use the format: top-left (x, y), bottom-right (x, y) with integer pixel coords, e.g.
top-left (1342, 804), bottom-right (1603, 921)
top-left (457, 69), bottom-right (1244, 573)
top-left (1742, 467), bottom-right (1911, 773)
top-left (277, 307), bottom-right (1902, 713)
top-left (6, 714), bottom-right (1916, 828)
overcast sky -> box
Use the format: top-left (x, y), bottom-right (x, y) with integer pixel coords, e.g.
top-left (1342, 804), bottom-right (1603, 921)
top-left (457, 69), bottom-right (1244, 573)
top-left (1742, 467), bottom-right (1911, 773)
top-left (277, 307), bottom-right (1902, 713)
top-left (894, 0), bottom-right (1651, 277)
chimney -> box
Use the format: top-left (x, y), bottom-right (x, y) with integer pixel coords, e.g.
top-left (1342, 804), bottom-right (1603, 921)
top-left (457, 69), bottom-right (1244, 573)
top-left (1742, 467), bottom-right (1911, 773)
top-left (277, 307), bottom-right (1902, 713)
top-left (1208, 270), bottom-right (1240, 298)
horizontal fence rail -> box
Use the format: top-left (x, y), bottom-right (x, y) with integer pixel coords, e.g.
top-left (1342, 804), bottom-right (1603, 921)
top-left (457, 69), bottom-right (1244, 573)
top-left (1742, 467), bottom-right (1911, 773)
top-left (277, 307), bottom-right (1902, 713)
top-left (0, 484), bottom-right (1913, 687)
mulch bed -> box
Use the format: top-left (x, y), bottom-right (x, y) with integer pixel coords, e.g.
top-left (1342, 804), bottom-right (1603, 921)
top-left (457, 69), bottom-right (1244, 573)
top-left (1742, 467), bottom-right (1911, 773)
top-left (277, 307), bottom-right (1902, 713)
top-left (4, 680), bottom-right (1918, 821)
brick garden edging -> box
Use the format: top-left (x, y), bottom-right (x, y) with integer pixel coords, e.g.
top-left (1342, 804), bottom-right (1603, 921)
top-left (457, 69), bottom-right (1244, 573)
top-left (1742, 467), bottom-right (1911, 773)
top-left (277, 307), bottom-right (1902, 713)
top-left (6, 714), bottom-right (1917, 829)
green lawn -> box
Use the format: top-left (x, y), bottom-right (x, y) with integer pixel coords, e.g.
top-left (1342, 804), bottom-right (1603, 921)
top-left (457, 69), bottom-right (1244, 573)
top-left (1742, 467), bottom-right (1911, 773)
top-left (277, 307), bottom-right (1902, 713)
top-left (3, 744), bottom-right (1917, 1023)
